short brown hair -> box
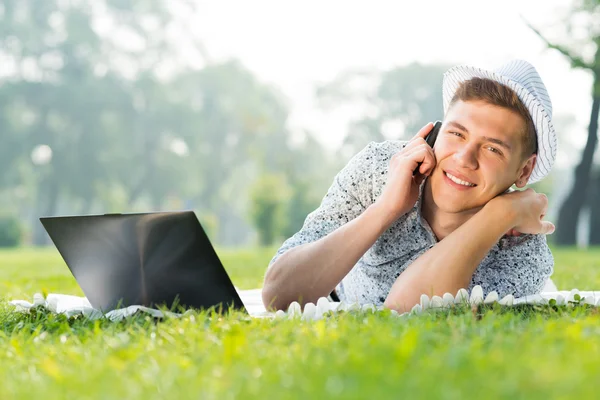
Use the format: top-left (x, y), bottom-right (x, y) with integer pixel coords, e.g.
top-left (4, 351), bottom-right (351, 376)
top-left (448, 78), bottom-right (537, 157)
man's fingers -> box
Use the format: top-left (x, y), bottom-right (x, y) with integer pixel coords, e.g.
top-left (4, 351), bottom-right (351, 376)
top-left (414, 173), bottom-right (426, 186)
top-left (408, 145), bottom-right (436, 175)
top-left (418, 152), bottom-right (436, 176)
top-left (403, 138), bottom-right (427, 152)
top-left (505, 229), bottom-right (521, 237)
top-left (397, 123), bottom-right (435, 157)
top-left (413, 122), bottom-right (434, 140)
top-left (390, 140), bottom-right (436, 180)
top-left (538, 194), bottom-right (548, 216)
top-left (541, 221), bottom-right (555, 235)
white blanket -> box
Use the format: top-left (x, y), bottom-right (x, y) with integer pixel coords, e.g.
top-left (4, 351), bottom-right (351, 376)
top-left (8, 285), bottom-right (600, 321)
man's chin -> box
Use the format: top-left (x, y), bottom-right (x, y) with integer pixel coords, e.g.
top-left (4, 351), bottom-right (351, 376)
top-left (432, 194), bottom-right (486, 215)
top-left (433, 202), bottom-right (467, 214)
top-left (428, 177), bottom-right (490, 214)
top-left (438, 203), bottom-right (485, 215)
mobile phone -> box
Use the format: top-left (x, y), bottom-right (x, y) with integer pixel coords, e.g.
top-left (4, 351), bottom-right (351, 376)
top-left (413, 120), bottom-right (442, 175)
top-left (425, 120), bottom-right (442, 147)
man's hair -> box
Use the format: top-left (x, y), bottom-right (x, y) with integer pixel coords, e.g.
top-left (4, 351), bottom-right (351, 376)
top-left (448, 78), bottom-right (537, 157)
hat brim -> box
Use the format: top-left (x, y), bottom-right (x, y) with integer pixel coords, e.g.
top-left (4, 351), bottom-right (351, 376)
top-left (442, 65), bottom-right (557, 184)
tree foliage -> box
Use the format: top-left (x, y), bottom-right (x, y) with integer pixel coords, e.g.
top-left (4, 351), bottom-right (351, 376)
top-left (525, 0), bottom-right (600, 245)
top-left (0, 0), bottom-right (334, 246)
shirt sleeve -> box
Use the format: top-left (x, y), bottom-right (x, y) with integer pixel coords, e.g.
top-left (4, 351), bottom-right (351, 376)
top-left (268, 142), bottom-right (379, 266)
top-left (472, 233), bottom-right (554, 299)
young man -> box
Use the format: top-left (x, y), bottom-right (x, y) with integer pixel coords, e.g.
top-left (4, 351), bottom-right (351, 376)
top-left (262, 60), bottom-right (557, 313)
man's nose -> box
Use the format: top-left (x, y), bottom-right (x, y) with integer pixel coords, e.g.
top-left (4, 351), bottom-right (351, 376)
top-left (453, 144), bottom-right (478, 169)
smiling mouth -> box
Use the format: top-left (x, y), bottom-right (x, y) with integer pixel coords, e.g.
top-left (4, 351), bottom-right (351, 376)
top-left (444, 172), bottom-right (476, 187)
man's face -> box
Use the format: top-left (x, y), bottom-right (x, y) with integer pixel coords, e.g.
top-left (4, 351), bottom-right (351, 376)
top-left (429, 99), bottom-right (536, 214)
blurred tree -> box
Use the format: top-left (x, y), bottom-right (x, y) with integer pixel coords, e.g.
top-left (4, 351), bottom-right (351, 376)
top-left (0, 0), bottom-right (198, 244)
top-left (248, 173), bottom-right (291, 246)
top-left (0, 0), bottom-right (318, 247)
top-left (281, 131), bottom-right (333, 238)
top-left (245, 128), bottom-right (338, 245)
top-left (167, 60), bottom-right (293, 245)
top-left (282, 178), bottom-right (317, 238)
top-left (0, 215), bottom-right (23, 247)
top-left (0, 1), bottom-right (131, 244)
top-left (589, 166), bottom-right (600, 244)
top-left (526, 0), bottom-right (600, 245)
top-left (316, 63), bottom-right (449, 159)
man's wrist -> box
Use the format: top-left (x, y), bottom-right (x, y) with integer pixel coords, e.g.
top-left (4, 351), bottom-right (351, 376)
top-left (365, 202), bottom-right (404, 232)
top-left (485, 196), bottom-right (519, 229)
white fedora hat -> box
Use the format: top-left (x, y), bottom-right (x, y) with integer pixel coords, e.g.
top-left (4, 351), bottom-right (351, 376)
top-left (442, 59), bottom-right (557, 184)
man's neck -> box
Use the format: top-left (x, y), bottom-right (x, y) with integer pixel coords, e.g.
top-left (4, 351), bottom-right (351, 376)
top-left (421, 180), bottom-right (480, 241)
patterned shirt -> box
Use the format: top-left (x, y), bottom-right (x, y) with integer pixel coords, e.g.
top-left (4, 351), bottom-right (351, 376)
top-left (270, 140), bottom-right (554, 305)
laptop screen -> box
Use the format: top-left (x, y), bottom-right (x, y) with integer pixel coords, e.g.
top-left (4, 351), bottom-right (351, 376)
top-left (40, 211), bottom-right (246, 313)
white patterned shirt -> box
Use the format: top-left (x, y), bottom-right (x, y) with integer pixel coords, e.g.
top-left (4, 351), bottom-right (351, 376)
top-left (270, 140), bottom-right (554, 305)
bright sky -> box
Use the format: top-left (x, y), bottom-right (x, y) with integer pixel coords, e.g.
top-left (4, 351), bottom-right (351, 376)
top-left (191, 0), bottom-right (595, 167)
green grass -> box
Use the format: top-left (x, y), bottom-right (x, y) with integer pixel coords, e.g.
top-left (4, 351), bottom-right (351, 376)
top-left (0, 246), bottom-right (275, 299)
top-left (1, 246), bottom-right (600, 399)
top-left (549, 247), bottom-right (600, 289)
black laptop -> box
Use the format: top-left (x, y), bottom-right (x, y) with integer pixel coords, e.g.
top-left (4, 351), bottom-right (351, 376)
top-left (40, 211), bottom-right (247, 313)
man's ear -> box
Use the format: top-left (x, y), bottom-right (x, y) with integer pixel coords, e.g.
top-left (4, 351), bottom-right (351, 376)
top-left (515, 154), bottom-right (537, 188)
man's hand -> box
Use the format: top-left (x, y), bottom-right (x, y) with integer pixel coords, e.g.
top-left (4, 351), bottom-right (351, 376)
top-left (493, 188), bottom-right (555, 235)
top-left (505, 228), bottom-right (522, 237)
top-left (373, 123), bottom-right (437, 224)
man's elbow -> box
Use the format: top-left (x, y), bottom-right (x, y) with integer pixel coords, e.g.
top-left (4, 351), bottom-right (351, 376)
top-left (383, 299), bottom-right (402, 313)
top-left (383, 293), bottom-right (415, 314)
top-left (261, 285), bottom-right (291, 311)
top-left (261, 271), bottom-right (289, 311)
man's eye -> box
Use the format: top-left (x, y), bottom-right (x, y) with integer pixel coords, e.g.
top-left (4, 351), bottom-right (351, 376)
top-left (487, 146), bottom-right (501, 155)
top-left (449, 131), bottom-right (462, 137)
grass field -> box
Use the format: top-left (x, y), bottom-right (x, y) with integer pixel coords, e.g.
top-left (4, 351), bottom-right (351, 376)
top-left (1, 246), bottom-right (600, 399)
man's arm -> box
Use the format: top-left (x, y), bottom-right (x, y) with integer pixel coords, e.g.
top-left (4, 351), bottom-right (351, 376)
top-left (263, 123), bottom-right (438, 311)
top-left (474, 233), bottom-right (554, 299)
top-left (384, 190), bottom-right (555, 313)
top-left (262, 203), bottom-right (394, 310)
